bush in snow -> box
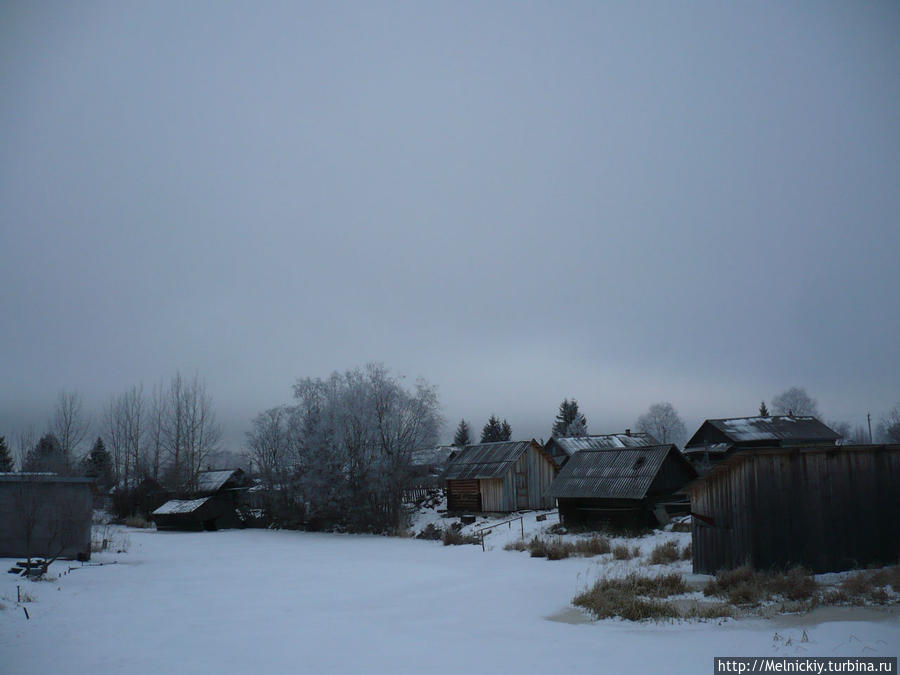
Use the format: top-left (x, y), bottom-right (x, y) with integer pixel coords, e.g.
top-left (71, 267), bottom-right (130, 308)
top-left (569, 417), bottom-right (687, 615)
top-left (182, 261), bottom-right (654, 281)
top-left (649, 540), bottom-right (680, 565)
top-left (573, 572), bottom-right (686, 621)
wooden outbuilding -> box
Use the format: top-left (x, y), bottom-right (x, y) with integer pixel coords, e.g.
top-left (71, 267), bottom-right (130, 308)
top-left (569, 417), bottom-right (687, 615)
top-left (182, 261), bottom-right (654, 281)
top-left (443, 440), bottom-right (556, 512)
top-left (683, 415), bottom-right (839, 473)
top-left (547, 445), bottom-right (696, 529)
top-left (544, 431), bottom-right (659, 468)
top-left (685, 444), bottom-right (900, 574)
top-left (0, 473), bottom-right (94, 560)
top-left (152, 468), bottom-right (247, 531)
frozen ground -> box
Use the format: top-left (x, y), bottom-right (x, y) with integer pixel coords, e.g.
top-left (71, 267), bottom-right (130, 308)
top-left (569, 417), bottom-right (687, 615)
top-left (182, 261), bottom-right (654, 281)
top-left (1, 521), bottom-right (898, 674)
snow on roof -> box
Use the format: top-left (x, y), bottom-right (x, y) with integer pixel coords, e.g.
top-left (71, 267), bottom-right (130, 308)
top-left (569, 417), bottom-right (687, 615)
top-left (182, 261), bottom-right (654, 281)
top-left (153, 497), bottom-right (211, 515)
top-left (195, 469), bottom-right (241, 494)
top-left (548, 433), bottom-right (659, 457)
top-left (410, 446), bottom-right (456, 466)
top-left (707, 416), bottom-right (839, 443)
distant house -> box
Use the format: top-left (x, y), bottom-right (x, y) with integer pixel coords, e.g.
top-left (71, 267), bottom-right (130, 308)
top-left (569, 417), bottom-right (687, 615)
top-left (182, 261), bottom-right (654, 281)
top-left (544, 431), bottom-right (659, 468)
top-left (153, 469), bottom-right (247, 531)
top-left (409, 445), bottom-right (458, 488)
top-left (443, 440), bottom-right (557, 512)
top-left (686, 444), bottom-right (900, 573)
top-left (0, 473), bottom-right (94, 560)
top-left (547, 445), bottom-right (696, 529)
top-left (683, 416), bottom-right (839, 473)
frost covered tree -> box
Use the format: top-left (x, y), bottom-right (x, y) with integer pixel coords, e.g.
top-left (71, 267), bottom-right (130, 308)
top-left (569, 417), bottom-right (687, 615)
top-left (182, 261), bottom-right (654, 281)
top-left (635, 402), bottom-right (687, 447)
top-left (287, 364), bottom-right (441, 531)
top-left (452, 419), bottom-right (471, 447)
top-left (551, 399), bottom-right (587, 437)
top-left (758, 401), bottom-right (769, 417)
top-left (771, 387), bottom-right (819, 417)
top-left (481, 415), bottom-right (511, 443)
top-left (160, 374), bottom-right (221, 492)
top-left (0, 436), bottom-right (14, 472)
top-left (104, 384), bottom-right (148, 490)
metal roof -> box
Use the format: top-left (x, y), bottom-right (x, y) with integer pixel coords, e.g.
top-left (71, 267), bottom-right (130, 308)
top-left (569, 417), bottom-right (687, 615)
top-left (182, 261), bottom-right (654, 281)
top-left (547, 445), bottom-right (681, 499)
top-left (685, 416), bottom-right (839, 450)
top-left (195, 469), bottom-right (242, 494)
top-left (548, 433), bottom-right (659, 457)
top-left (410, 446), bottom-right (457, 467)
top-left (153, 497), bottom-right (211, 515)
top-left (442, 441), bottom-right (533, 480)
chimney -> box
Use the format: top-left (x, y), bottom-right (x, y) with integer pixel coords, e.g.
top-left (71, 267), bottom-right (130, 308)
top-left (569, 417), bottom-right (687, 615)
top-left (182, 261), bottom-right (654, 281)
top-left (625, 429), bottom-right (631, 436)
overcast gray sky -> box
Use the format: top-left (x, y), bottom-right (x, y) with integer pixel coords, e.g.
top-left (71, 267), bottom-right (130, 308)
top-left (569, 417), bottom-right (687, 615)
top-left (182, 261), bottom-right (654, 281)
top-left (2, 1), bottom-right (899, 449)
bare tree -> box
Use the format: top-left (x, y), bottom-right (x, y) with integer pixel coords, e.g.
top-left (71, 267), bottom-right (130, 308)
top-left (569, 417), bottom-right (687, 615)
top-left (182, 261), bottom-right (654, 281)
top-left (247, 406), bottom-right (292, 488)
top-left (145, 381), bottom-right (167, 482)
top-left (51, 391), bottom-right (91, 473)
top-left (15, 426), bottom-right (37, 471)
top-left (771, 387), bottom-right (819, 417)
top-left (635, 402), bottom-right (687, 447)
top-left (162, 373), bottom-right (221, 491)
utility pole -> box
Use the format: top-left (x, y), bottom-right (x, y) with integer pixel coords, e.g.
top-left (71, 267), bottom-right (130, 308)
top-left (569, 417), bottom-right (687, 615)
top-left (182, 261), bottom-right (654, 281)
top-left (867, 412), bottom-right (872, 444)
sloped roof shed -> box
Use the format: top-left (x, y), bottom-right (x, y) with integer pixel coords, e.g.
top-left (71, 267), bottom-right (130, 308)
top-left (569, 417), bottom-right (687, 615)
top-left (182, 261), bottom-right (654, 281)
top-left (545, 432), bottom-right (659, 467)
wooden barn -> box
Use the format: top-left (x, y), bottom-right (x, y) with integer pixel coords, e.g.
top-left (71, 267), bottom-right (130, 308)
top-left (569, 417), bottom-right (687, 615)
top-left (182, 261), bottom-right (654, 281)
top-left (544, 431), bottom-right (658, 468)
top-left (0, 474), bottom-right (94, 560)
top-left (443, 440), bottom-right (556, 512)
top-left (683, 415), bottom-right (839, 473)
top-left (547, 445), bottom-right (696, 528)
top-left (153, 469), bottom-right (247, 531)
top-left (685, 444), bottom-right (900, 574)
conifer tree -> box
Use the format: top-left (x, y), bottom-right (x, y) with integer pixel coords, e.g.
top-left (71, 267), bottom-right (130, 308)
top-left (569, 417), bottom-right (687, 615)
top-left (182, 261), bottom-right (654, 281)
top-left (551, 399), bottom-right (587, 437)
top-left (481, 416), bottom-right (512, 443)
top-left (83, 436), bottom-right (114, 489)
top-left (452, 419), bottom-right (471, 447)
top-left (759, 401), bottom-right (769, 417)
top-left (0, 436), bottom-right (14, 472)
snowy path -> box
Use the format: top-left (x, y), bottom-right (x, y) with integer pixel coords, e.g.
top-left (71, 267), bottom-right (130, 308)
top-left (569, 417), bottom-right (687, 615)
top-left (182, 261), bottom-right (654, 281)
top-left (1, 528), bottom-right (897, 674)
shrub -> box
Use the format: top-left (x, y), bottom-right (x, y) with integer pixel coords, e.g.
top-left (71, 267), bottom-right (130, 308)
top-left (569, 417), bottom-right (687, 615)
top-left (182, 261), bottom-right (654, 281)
top-left (575, 536), bottom-right (611, 556)
top-left (504, 539), bottom-right (527, 552)
top-left (680, 543), bottom-right (692, 561)
top-left (613, 545), bottom-right (634, 560)
top-left (441, 527), bottom-right (479, 546)
top-left (573, 573), bottom-right (686, 621)
top-left (649, 540), bottom-right (680, 565)
top-left (768, 566), bottom-right (816, 601)
top-left (528, 536), bottom-right (549, 557)
top-left (416, 523), bottom-right (443, 541)
top-left (684, 602), bottom-right (733, 620)
top-left (705, 566), bottom-right (817, 605)
top-left (838, 567), bottom-right (900, 604)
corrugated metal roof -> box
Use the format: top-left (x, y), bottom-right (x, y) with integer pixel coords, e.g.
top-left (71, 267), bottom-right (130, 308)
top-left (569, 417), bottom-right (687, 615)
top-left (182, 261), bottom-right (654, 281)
top-left (685, 416), bottom-right (839, 450)
top-left (195, 469), bottom-right (241, 494)
top-left (442, 441), bottom-right (532, 480)
top-left (548, 433), bottom-right (659, 457)
top-left (153, 497), bottom-right (211, 515)
top-left (547, 445), bottom-right (678, 499)
top-left (410, 446), bottom-right (457, 467)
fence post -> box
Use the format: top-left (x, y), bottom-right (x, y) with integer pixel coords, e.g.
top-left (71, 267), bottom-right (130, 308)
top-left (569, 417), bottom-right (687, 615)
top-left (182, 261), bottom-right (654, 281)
top-left (520, 517), bottom-right (524, 540)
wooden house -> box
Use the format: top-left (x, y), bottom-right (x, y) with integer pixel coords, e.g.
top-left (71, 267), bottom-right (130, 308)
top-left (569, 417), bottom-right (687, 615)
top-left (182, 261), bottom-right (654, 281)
top-left (544, 431), bottom-right (658, 468)
top-left (683, 415), bottom-right (839, 473)
top-left (0, 473), bottom-right (94, 560)
top-left (685, 444), bottom-right (900, 574)
top-left (443, 440), bottom-right (556, 512)
top-left (153, 469), bottom-right (247, 531)
top-left (547, 445), bottom-right (696, 528)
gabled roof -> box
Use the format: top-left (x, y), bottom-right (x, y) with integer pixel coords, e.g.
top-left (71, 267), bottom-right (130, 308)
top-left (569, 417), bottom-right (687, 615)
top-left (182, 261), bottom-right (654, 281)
top-left (684, 416), bottom-right (839, 452)
top-left (443, 440), bottom-right (539, 481)
top-left (547, 445), bottom-right (692, 499)
top-left (153, 497), bottom-right (211, 515)
top-left (547, 432), bottom-right (659, 457)
top-left (195, 469), bottom-right (243, 494)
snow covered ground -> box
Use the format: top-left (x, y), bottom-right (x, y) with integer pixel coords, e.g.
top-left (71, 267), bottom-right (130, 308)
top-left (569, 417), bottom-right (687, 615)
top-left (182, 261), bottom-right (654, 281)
top-left (1, 521), bottom-right (897, 674)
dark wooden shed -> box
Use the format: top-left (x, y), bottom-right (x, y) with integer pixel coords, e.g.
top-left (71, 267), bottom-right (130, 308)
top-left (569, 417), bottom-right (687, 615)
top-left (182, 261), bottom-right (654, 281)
top-left (683, 415), bottom-right (839, 474)
top-left (443, 440), bottom-right (557, 512)
top-left (685, 444), bottom-right (900, 574)
top-left (0, 474), bottom-right (94, 560)
top-left (547, 445), bottom-right (696, 529)
top-left (152, 469), bottom-right (247, 531)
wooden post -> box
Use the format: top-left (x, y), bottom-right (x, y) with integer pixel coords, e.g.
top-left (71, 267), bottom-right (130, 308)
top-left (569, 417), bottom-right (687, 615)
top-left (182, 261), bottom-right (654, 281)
top-left (520, 517), bottom-right (524, 540)
top-left (480, 531), bottom-right (485, 552)
top-left (23, 607), bottom-right (29, 620)
top-left (17, 585), bottom-right (21, 603)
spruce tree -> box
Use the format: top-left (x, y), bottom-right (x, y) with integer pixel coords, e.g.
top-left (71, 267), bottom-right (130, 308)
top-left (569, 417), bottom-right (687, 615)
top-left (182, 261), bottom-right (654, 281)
top-left (83, 436), bottom-right (113, 489)
top-left (759, 401), bottom-right (769, 417)
top-left (551, 398), bottom-right (587, 437)
top-left (23, 433), bottom-right (65, 473)
top-left (481, 416), bottom-right (512, 443)
top-left (0, 436), bottom-right (14, 472)
top-left (453, 419), bottom-right (471, 447)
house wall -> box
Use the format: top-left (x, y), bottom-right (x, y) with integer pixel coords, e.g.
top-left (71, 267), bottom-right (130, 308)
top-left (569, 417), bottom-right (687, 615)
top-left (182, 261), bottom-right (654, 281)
top-left (518, 444), bottom-right (556, 509)
top-left (0, 479), bottom-right (93, 560)
top-left (447, 480), bottom-right (481, 511)
top-left (690, 445), bottom-right (900, 574)
top-left (480, 479), bottom-right (505, 512)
